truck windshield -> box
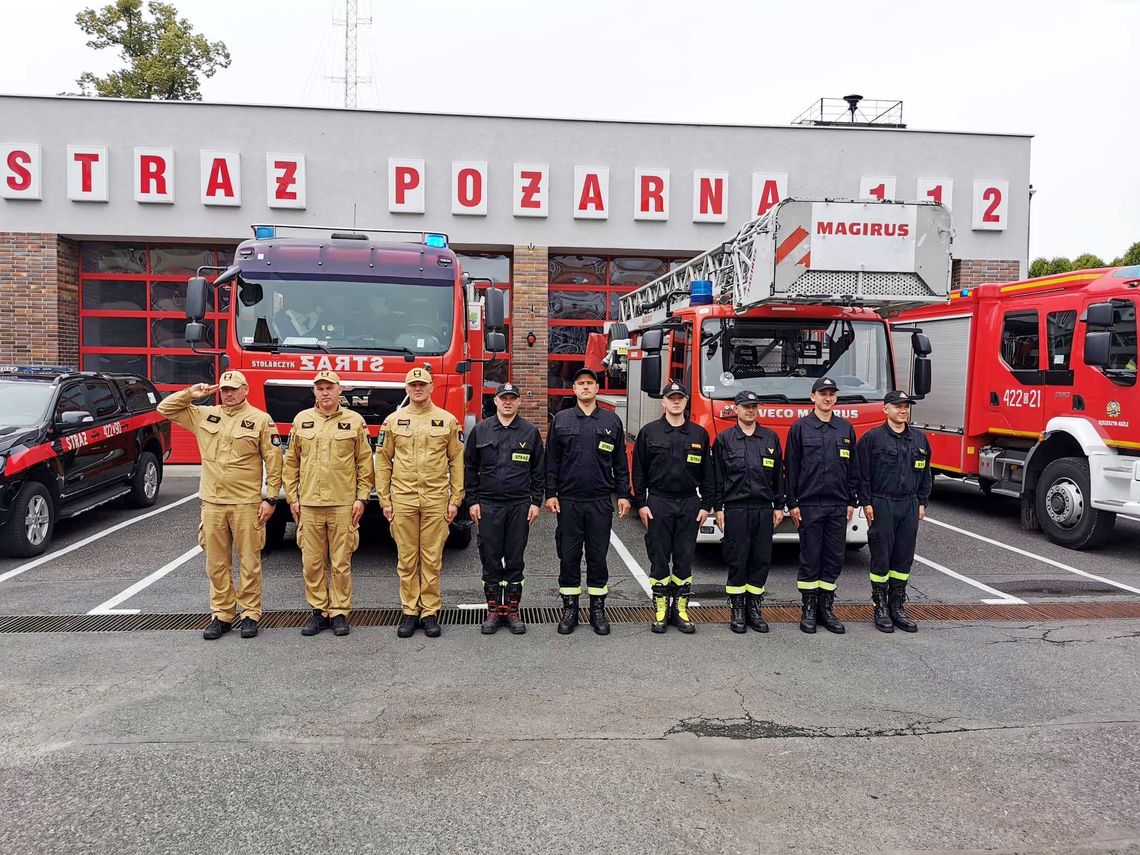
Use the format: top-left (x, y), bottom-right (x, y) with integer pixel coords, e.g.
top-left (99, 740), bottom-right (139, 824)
top-left (233, 276), bottom-right (456, 355)
top-left (699, 318), bottom-right (892, 402)
top-left (0, 381), bottom-right (54, 428)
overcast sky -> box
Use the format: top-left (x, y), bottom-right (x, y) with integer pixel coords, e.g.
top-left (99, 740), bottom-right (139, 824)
top-left (3, 0), bottom-right (1137, 262)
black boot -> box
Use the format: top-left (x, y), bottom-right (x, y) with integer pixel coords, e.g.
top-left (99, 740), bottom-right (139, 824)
top-left (202, 617), bottom-right (232, 641)
top-left (799, 591), bottom-right (818, 634)
top-left (503, 584), bottom-right (526, 635)
top-left (651, 586), bottom-right (669, 634)
top-left (889, 587), bottom-right (918, 633)
top-left (396, 613), bottom-right (419, 638)
top-left (557, 595), bottom-right (579, 635)
top-left (422, 614), bottom-right (442, 638)
top-left (331, 614), bottom-right (350, 636)
top-left (670, 592), bottom-right (696, 634)
top-left (871, 587), bottom-right (894, 633)
top-left (589, 595), bottom-right (610, 636)
top-left (745, 593), bottom-right (769, 633)
top-left (301, 608), bottom-right (328, 637)
top-left (481, 584), bottom-right (504, 635)
top-left (239, 617), bottom-right (258, 639)
top-left (728, 594), bottom-right (747, 634)
top-left (817, 590), bottom-right (846, 634)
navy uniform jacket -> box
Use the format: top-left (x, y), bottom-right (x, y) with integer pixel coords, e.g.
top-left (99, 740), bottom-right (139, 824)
top-left (545, 404), bottom-right (632, 502)
top-left (856, 423), bottom-right (933, 505)
top-left (631, 416), bottom-right (714, 509)
top-left (464, 415), bottom-right (545, 506)
top-left (785, 413), bottom-right (859, 508)
top-left (712, 424), bottom-right (785, 510)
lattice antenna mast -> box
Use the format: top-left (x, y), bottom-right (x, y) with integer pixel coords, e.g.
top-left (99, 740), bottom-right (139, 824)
top-left (330, 0), bottom-right (372, 108)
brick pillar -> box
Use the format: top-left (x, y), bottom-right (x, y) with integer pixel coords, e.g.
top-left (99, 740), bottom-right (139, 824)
top-left (0, 233), bottom-right (81, 365)
top-left (510, 244), bottom-right (549, 437)
top-left (951, 258), bottom-right (1022, 289)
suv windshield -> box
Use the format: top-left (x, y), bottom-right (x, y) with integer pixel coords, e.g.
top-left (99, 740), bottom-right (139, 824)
top-left (233, 276), bottom-right (456, 355)
top-left (700, 318), bottom-right (892, 402)
top-left (0, 381), bottom-right (54, 428)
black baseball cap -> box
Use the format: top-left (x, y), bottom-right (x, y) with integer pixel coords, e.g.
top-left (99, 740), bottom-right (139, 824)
top-left (495, 382), bottom-right (521, 398)
top-left (883, 390), bottom-right (916, 405)
top-left (573, 367), bottom-right (599, 383)
top-left (734, 390), bottom-right (760, 405)
top-left (811, 377), bottom-right (839, 393)
top-left (662, 381), bottom-right (689, 397)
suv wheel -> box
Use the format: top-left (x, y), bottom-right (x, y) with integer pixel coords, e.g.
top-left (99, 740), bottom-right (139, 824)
top-left (1, 481), bottom-right (55, 558)
top-left (126, 451), bottom-right (161, 508)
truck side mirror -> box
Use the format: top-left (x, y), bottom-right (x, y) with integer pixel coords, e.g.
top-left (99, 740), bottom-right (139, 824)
top-left (485, 287), bottom-right (505, 330)
top-left (1084, 330), bottom-right (1111, 368)
top-left (912, 357), bottom-right (932, 397)
top-left (185, 321), bottom-right (206, 345)
top-left (640, 329), bottom-right (664, 352)
top-left (642, 353), bottom-right (663, 397)
top-left (185, 276), bottom-right (209, 321)
top-left (1081, 301), bottom-right (1114, 328)
top-left (911, 332), bottom-right (932, 357)
top-left (484, 330), bottom-right (506, 354)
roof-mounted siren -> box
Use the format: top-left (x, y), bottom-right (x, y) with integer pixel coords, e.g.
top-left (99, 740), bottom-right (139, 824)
top-left (843, 94), bottom-right (863, 122)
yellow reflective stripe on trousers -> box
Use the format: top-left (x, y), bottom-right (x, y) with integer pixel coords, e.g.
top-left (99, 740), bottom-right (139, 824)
top-left (817, 580), bottom-right (837, 591)
top-left (888, 570), bottom-right (910, 581)
top-left (796, 580), bottom-right (819, 590)
top-left (649, 577), bottom-right (671, 587)
top-left (869, 572), bottom-right (890, 584)
top-left (744, 584), bottom-right (765, 595)
top-left (559, 586), bottom-right (582, 596)
top-left (670, 575), bottom-right (693, 586)
top-left (586, 586), bottom-right (608, 596)
top-left (725, 585), bottom-right (746, 594)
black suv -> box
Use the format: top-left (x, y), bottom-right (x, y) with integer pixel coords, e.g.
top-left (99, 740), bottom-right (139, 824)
top-left (0, 367), bottom-right (171, 557)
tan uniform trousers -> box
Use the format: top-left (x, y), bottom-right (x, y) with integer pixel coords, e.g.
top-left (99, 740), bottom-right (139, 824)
top-left (199, 501), bottom-right (266, 623)
top-left (391, 496), bottom-right (450, 617)
top-left (299, 505), bottom-right (359, 617)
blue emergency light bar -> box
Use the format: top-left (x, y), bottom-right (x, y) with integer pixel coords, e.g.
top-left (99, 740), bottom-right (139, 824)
top-left (0, 364), bottom-right (77, 375)
top-left (254, 225), bottom-right (276, 239)
top-left (424, 233), bottom-right (448, 248)
top-left (690, 279), bottom-right (713, 305)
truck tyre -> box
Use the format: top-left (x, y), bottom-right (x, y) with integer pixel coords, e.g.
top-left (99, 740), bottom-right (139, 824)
top-left (1, 481), bottom-right (55, 558)
top-left (1035, 456), bottom-right (1116, 550)
top-left (608, 322), bottom-right (629, 343)
top-left (125, 451), bottom-right (161, 508)
top-left (446, 520), bottom-right (473, 549)
top-left (263, 506), bottom-right (288, 552)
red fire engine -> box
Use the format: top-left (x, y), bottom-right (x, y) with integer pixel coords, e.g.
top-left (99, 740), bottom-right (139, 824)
top-left (181, 224), bottom-right (507, 547)
top-left (598, 198), bottom-right (952, 545)
top-left (896, 267), bottom-right (1139, 549)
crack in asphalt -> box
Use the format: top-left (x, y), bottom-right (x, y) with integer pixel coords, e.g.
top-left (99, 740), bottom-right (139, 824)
top-left (986, 627), bottom-right (1098, 646)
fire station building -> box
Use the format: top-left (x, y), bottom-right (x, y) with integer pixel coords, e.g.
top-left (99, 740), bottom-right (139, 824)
top-left (0, 95), bottom-right (1032, 461)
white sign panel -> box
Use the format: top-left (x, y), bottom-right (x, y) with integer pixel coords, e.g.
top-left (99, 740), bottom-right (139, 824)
top-left (859, 175), bottom-right (896, 201)
top-left (67, 145), bottom-right (108, 202)
top-left (972, 179), bottom-right (1009, 231)
top-left (266, 153), bottom-right (306, 209)
top-left (634, 168), bottom-right (669, 221)
top-left (809, 201), bottom-right (917, 272)
top-left (573, 166), bottom-right (609, 220)
top-left (451, 161), bottom-right (488, 216)
top-left (692, 170), bottom-right (728, 223)
top-left (751, 172), bottom-right (786, 217)
top-left (134, 147), bottom-right (173, 203)
top-left (916, 177), bottom-right (953, 211)
top-left (2, 143), bottom-right (42, 200)
top-left (388, 157), bottom-right (425, 213)
top-left (200, 150), bottom-right (241, 206)
top-left (512, 163), bottom-right (548, 217)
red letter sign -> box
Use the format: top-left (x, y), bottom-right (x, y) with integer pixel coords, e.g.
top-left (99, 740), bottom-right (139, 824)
top-left (67, 146), bottom-right (108, 201)
top-left (972, 179), bottom-right (1009, 231)
top-left (451, 161), bottom-right (487, 215)
top-left (389, 158), bottom-right (425, 213)
top-left (200, 150), bottom-right (241, 206)
top-left (2, 144), bottom-right (41, 199)
top-left (266, 153), bottom-right (305, 209)
top-left (751, 173), bottom-right (787, 217)
top-left (134, 148), bottom-right (173, 203)
top-left (513, 163), bottom-right (548, 217)
top-left (574, 166), bottom-right (609, 220)
top-left (916, 177), bottom-right (953, 211)
top-left (692, 170), bottom-right (728, 223)
top-left (859, 175), bottom-right (896, 202)
top-left (634, 168), bottom-right (669, 221)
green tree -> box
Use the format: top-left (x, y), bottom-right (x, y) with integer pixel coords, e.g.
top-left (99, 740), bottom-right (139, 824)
top-left (71, 0), bottom-right (230, 100)
top-left (1071, 253), bottom-right (1107, 270)
top-left (1112, 241), bottom-right (1140, 267)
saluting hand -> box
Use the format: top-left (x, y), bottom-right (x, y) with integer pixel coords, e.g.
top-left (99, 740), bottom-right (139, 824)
top-left (864, 505), bottom-right (875, 525)
top-left (638, 506), bottom-right (653, 529)
top-left (527, 504), bottom-right (540, 524)
top-left (188, 383), bottom-right (218, 399)
top-left (617, 499), bottom-right (631, 519)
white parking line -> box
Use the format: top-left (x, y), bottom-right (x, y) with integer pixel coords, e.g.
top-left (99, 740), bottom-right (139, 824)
top-left (913, 554), bottom-right (1026, 605)
top-left (608, 530), bottom-right (652, 598)
top-left (0, 492), bottom-right (200, 585)
top-left (924, 515), bottom-right (1140, 595)
top-left (87, 545), bottom-right (202, 615)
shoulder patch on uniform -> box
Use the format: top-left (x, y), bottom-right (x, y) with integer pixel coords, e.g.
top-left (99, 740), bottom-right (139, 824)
top-left (397, 418), bottom-right (411, 426)
top-left (843, 437), bottom-right (851, 444)
top-left (691, 442), bottom-right (702, 448)
top-left (206, 414), bottom-right (221, 423)
top-left (338, 421), bottom-right (351, 430)
top-left (271, 435), bottom-right (281, 446)
top-left (518, 441), bottom-right (527, 448)
top-left (768, 447), bottom-right (774, 454)
top-left (241, 419), bottom-right (255, 429)
top-left (301, 420), bottom-right (314, 429)
top-left (432, 419), bottom-right (444, 427)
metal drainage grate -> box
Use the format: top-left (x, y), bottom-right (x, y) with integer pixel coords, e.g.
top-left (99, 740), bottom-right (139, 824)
top-left (1, 602), bottom-right (1139, 633)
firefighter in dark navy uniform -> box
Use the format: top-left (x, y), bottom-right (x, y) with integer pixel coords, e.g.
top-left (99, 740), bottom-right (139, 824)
top-left (857, 390), bottom-right (932, 633)
top-left (785, 376), bottom-right (860, 635)
top-left (465, 382), bottom-right (545, 635)
top-left (545, 367), bottom-right (632, 636)
top-left (712, 389), bottom-right (785, 634)
top-left (632, 380), bottom-right (713, 634)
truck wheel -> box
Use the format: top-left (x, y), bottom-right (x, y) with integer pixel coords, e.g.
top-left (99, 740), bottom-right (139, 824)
top-left (125, 451), bottom-right (161, 508)
top-left (446, 521), bottom-right (473, 549)
top-left (263, 506), bottom-right (288, 552)
top-left (1, 481), bottom-right (55, 558)
top-left (608, 322), bottom-right (629, 342)
top-left (1035, 457), bottom-right (1116, 550)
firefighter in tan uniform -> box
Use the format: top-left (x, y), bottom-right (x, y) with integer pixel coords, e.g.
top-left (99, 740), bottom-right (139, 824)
top-left (283, 370), bottom-right (374, 637)
top-left (157, 370), bottom-right (282, 641)
top-left (375, 367), bottom-right (464, 639)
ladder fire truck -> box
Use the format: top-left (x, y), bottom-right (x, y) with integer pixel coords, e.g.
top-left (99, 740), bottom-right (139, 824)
top-left (896, 267), bottom-right (1139, 549)
top-left (599, 198), bottom-right (953, 545)
top-left (181, 223), bottom-right (508, 548)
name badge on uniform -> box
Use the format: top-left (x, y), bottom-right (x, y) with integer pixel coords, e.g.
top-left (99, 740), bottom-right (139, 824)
top-left (338, 422), bottom-right (351, 430)
top-left (598, 441), bottom-right (615, 453)
top-left (915, 460), bottom-right (926, 469)
top-left (763, 457), bottom-right (775, 468)
top-left (839, 448), bottom-right (850, 458)
top-left (301, 421), bottom-right (314, 429)
top-left (432, 419), bottom-right (444, 427)
top-left (512, 452), bottom-right (530, 462)
top-left (241, 419), bottom-right (255, 430)
top-left (686, 454), bottom-right (702, 464)
top-left (398, 419), bottom-right (410, 426)
top-left (206, 414), bottom-right (221, 423)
